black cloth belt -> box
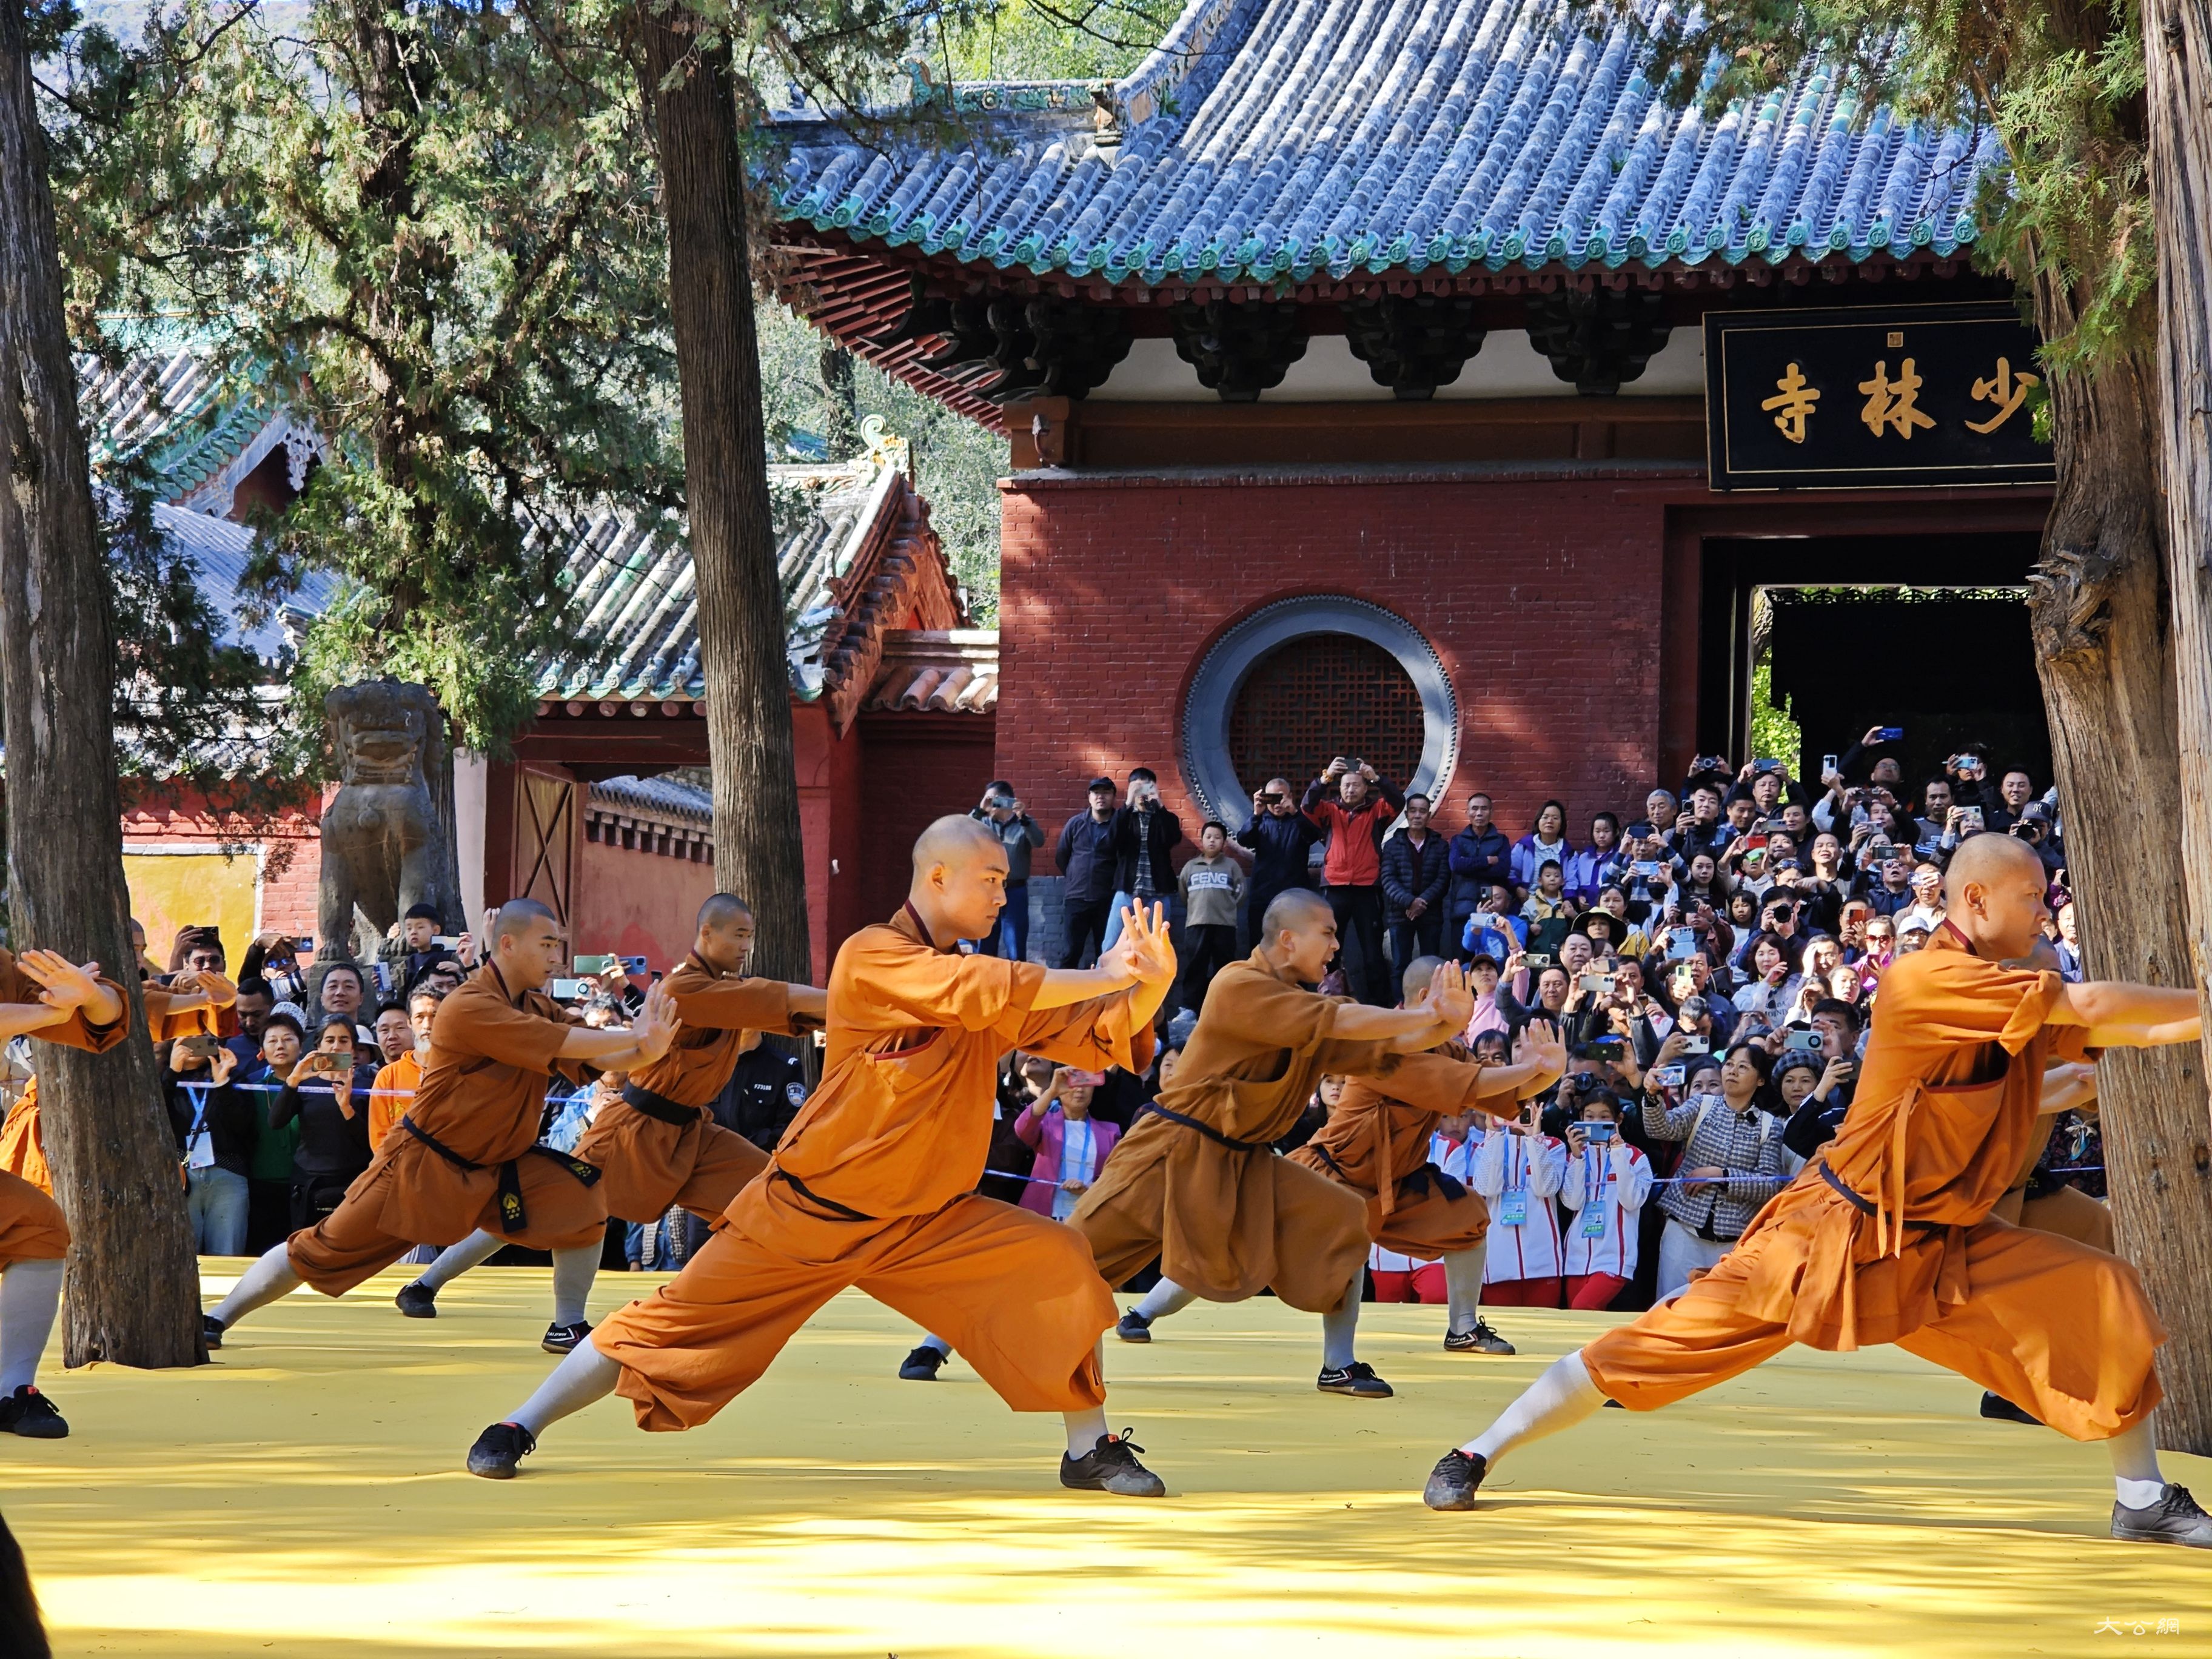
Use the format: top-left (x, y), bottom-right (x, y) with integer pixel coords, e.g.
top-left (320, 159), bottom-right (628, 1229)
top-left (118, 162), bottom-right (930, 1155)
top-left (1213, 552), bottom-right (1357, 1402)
top-left (1817, 1159), bottom-right (1943, 1233)
top-left (771, 1167), bottom-right (879, 1223)
top-left (621, 1079), bottom-right (703, 1127)
top-left (399, 1113), bottom-right (599, 1235)
top-left (1136, 1100), bottom-right (1272, 1155)
top-left (1401, 1162), bottom-right (1468, 1204)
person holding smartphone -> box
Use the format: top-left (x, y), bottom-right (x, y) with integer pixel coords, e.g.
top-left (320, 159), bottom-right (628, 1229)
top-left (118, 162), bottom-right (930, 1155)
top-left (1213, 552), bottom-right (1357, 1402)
top-left (1011, 1067), bottom-right (1121, 1222)
top-left (269, 1019), bottom-right (377, 1232)
top-left (1558, 1093), bottom-right (1653, 1311)
top-left (166, 1033), bottom-right (257, 1255)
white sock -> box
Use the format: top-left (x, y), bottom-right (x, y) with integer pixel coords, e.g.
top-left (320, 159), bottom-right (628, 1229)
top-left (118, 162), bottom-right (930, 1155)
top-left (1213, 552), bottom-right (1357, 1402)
top-left (918, 1333), bottom-right (951, 1356)
top-left (1460, 1350), bottom-right (1605, 1464)
top-left (1063, 1403), bottom-right (1108, 1456)
top-left (0, 1259), bottom-right (64, 1392)
top-left (417, 1230), bottom-right (504, 1292)
top-left (1444, 1247), bottom-right (1486, 1336)
top-left (2110, 1415), bottom-right (2167, 1507)
top-left (1319, 1264), bottom-right (1364, 1371)
top-left (210, 1244), bottom-right (303, 1328)
top-left (1134, 1279), bottom-right (1196, 1322)
top-left (550, 1244), bottom-right (598, 1327)
top-left (508, 1333), bottom-right (620, 1438)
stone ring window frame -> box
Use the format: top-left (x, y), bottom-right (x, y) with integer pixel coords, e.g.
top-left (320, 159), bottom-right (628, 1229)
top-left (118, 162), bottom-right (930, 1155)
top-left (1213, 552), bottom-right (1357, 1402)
top-left (1181, 595), bottom-right (1459, 830)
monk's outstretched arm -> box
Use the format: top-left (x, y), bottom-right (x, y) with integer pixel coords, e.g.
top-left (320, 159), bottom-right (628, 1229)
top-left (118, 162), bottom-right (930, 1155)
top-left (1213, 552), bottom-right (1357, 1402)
top-left (1330, 959), bottom-right (1476, 1053)
top-left (2038, 1060), bottom-right (2099, 1116)
top-left (2048, 980), bottom-right (2202, 1047)
top-left (1028, 901), bottom-right (1175, 1011)
top-left (1470, 1019), bottom-right (1567, 1107)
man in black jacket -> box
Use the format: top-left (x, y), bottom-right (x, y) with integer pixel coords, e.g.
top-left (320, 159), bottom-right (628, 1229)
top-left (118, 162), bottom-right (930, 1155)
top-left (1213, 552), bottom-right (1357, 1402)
top-left (1381, 794), bottom-right (1450, 971)
top-left (1236, 776), bottom-right (1319, 946)
top-left (1107, 768), bottom-right (1183, 950)
top-left (1444, 793), bottom-right (1512, 956)
top-left (1054, 776), bottom-right (1121, 967)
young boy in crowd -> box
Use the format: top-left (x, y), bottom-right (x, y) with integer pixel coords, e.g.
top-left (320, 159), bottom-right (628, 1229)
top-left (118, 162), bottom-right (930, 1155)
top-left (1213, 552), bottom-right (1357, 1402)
top-left (1520, 862), bottom-right (1575, 956)
top-left (1177, 821), bottom-right (1247, 1014)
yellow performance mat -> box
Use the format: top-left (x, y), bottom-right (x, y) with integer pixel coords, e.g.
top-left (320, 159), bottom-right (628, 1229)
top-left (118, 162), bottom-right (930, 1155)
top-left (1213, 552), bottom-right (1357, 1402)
top-left (5, 1263), bottom-right (2204, 1658)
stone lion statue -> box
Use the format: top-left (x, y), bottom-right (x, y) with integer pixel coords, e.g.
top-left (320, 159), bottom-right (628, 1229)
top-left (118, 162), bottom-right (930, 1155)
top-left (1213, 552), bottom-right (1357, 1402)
top-left (318, 681), bottom-right (456, 964)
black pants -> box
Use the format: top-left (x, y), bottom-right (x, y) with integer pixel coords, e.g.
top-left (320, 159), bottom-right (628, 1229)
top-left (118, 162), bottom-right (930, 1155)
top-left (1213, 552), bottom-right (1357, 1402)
top-left (246, 1178), bottom-right (293, 1253)
top-left (1059, 893), bottom-right (1116, 968)
top-left (1388, 910), bottom-right (1446, 979)
top-left (1327, 885), bottom-right (1390, 1004)
top-left (1180, 923), bottom-right (1240, 1014)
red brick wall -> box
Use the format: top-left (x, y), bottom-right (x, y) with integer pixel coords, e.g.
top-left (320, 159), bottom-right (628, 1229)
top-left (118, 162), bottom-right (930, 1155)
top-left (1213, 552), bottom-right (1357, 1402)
top-left (121, 791), bottom-right (324, 950)
top-left (996, 472), bottom-right (1684, 840)
top-left (572, 832), bottom-right (719, 968)
top-left (855, 713), bottom-right (1000, 930)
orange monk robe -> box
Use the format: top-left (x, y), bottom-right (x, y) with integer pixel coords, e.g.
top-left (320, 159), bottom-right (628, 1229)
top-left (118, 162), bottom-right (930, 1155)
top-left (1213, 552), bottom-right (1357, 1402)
top-left (571, 957), bottom-right (808, 1225)
top-left (592, 907), bottom-right (1144, 1432)
top-left (0, 954), bottom-right (131, 1265)
top-left (1583, 923), bottom-right (2162, 1441)
top-left (0, 1081), bottom-right (51, 1198)
top-left (1287, 1044), bottom-right (1510, 1256)
top-left (286, 963), bottom-right (600, 1296)
top-left (144, 973), bottom-right (239, 1044)
top-left (367, 1052), bottom-right (422, 1151)
top-left (1068, 953), bottom-right (1413, 1311)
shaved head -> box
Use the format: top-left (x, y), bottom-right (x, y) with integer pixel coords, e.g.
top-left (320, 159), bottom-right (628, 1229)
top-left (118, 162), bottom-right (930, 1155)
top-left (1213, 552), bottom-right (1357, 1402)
top-left (913, 814), bottom-right (1002, 875)
top-left (1942, 832), bottom-right (2043, 908)
top-left (494, 897), bottom-right (558, 945)
top-left (697, 893), bottom-right (754, 931)
top-left (1261, 888), bottom-right (1332, 937)
top-left (1401, 954), bottom-right (1444, 1004)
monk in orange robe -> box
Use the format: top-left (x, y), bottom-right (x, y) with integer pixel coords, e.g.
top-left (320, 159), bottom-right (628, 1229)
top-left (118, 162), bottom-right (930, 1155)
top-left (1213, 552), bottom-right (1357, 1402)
top-left (1069, 892), bottom-right (1483, 1400)
top-left (466, 817), bottom-right (1179, 1498)
top-left (391, 894), bottom-right (823, 1321)
top-left (1425, 836), bottom-right (2212, 1549)
top-left (203, 899), bottom-right (677, 1355)
top-left (0, 951), bottom-right (130, 1439)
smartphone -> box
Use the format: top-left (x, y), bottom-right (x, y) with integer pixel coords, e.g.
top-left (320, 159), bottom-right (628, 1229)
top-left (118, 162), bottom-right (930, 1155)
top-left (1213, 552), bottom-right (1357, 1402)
top-left (294, 936), bottom-right (316, 953)
top-left (1960, 806), bottom-right (1984, 831)
top-left (1667, 926), bottom-right (1697, 958)
top-left (1651, 1063), bottom-right (1686, 1088)
top-left (1784, 1028), bottom-right (1821, 1051)
top-left (1579, 973), bottom-right (1615, 996)
top-left (621, 955), bottom-right (649, 977)
top-left (432, 934), bottom-right (462, 949)
top-left (1626, 820), bottom-right (1657, 840)
top-left (572, 954), bottom-right (615, 974)
top-left (1744, 833), bottom-right (1769, 853)
top-left (1581, 1121), bottom-right (1617, 1143)
top-left (1526, 953), bottom-right (1552, 969)
top-left (1876, 726), bottom-right (1905, 742)
top-left (550, 977), bottom-right (584, 1000)
top-left (175, 1034), bottom-right (221, 1060)
top-left (1632, 860), bottom-right (1660, 877)
top-left (1680, 1036), bottom-right (1709, 1055)
top-left (1821, 753), bottom-right (1838, 776)
top-left (1587, 1036), bottom-right (1625, 1059)
top-left (1065, 1070), bottom-right (1107, 1089)
top-left (1754, 758), bottom-right (1780, 774)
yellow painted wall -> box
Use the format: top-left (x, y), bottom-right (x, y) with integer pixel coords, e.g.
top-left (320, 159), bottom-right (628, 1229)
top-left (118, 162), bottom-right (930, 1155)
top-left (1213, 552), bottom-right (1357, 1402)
top-left (123, 851), bottom-right (259, 968)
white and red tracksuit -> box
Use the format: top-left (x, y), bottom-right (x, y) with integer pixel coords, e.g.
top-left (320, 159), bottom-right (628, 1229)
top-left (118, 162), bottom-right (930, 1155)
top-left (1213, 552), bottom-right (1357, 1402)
top-left (1472, 1128), bottom-right (1566, 1306)
top-left (1558, 1139), bottom-right (1653, 1310)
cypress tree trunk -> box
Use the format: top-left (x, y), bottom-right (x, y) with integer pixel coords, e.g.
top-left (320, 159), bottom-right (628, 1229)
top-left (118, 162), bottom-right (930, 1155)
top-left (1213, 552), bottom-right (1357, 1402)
top-left (2137, 0), bottom-right (2212, 1457)
top-left (2025, 266), bottom-right (2211, 1452)
top-left (636, 5), bottom-right (811, 984)
top-left (0, 5), bottom-right (203, 1366)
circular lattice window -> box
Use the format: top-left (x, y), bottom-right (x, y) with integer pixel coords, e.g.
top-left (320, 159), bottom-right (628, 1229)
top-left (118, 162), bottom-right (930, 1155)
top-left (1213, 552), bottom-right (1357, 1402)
top-left (1182, 597), bottom-right (1458, 826)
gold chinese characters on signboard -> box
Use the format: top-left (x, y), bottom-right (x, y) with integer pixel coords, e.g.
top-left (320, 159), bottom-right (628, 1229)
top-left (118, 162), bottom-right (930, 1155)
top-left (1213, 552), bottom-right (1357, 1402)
top-left (1760, 356), bottom-right (2039, 446)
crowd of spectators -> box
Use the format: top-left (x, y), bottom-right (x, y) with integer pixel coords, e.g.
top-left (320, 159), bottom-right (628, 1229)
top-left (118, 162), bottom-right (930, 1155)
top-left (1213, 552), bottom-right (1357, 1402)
top-left (1006, 728), bottom-right (2098, 1316)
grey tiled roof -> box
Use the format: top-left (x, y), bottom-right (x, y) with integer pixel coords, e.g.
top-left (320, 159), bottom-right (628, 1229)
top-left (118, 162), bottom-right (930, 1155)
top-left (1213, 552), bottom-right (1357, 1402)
top-left (152, 501), bottom-right (338, 663)
top-left (529, 453), bottom-right (928, 705)
top-left (588, 773), bottom-right (712, 822)
top-left (771, 0), bottom-right (2001, 284)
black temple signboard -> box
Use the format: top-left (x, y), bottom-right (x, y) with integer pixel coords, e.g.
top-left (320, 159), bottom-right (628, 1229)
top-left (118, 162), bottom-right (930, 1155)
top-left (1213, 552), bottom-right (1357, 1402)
top-left (1704, 302), bottom-right (2055, 491)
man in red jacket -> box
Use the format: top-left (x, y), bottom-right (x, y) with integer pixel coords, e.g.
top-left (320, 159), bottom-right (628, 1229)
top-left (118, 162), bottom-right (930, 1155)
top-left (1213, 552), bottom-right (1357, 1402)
top-left (1302, 757), bottom-right (1406, 1004)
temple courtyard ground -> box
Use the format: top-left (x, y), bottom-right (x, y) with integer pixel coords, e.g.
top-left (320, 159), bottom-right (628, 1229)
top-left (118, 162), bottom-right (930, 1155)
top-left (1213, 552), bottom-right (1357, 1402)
top-left (5, 1263), bottom-right (2203, 1657)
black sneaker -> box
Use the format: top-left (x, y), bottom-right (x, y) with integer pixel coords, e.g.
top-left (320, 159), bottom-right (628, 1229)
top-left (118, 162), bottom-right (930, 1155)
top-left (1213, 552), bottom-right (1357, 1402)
top-left (1059, 1429), bottom-right (1166, 1497)
top-left (1979, 1390), bottom-right (2042, 1426)
top-left (0, 1386), bottom-right (67, 1439)
top-left (2112, 1483), bottom-right (2212, 1548)
top-left (1317, 1361), bottom-right (1394, 1399)
top-left (1115, 1310), bottom-right (1153, 1343)
top-left (898, 1344), bottom-right (947, 1381)
top-left (395, 1281), bottom-right (439, 1319)
top-left (541, 1320), bottom-right (591, 1356)
top-left (467, 1421), bottom-right (536, 1480)
top-left (1423, 1447), bottom-right (1489, 1510)
top-left (201, 1313), bottom-right (225, 1350)
top-left (1443, 1319), bottom-right (1514, 1355)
